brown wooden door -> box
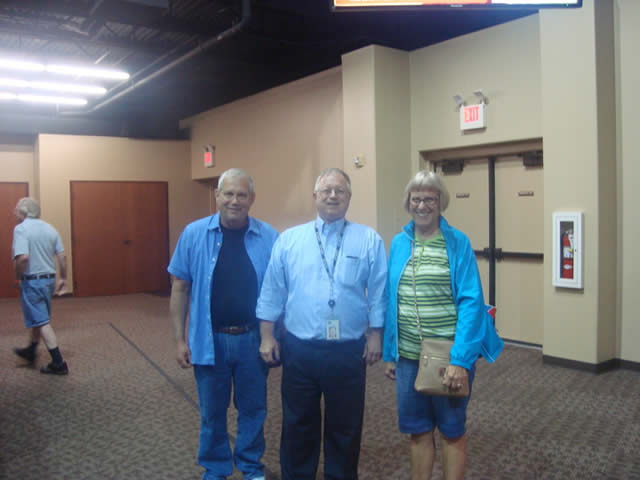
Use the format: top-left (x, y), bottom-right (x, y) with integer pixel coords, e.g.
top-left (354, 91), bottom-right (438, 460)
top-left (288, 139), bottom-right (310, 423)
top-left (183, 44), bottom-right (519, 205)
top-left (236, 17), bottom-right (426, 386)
top-left (0, 183), bottom-right (29, 298)
top-left (71, 181), bottom-right (169, 297)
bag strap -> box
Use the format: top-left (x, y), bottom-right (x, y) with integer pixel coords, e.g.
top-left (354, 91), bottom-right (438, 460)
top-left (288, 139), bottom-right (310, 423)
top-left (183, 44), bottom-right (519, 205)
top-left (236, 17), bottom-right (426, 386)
top-left (410, 241), bottom-right (425, 343)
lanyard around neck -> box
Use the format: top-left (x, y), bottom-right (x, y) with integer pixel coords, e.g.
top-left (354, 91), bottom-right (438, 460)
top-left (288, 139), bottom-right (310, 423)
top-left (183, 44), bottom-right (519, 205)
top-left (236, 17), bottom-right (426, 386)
top-left (314, 220), bottom-right (347, 308)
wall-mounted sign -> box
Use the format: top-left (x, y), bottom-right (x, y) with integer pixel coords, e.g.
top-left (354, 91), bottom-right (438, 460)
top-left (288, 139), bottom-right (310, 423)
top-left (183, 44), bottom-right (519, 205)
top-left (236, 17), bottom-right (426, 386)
top-left (460, 103), bottom-right (487, 131)
top-left (204, 144), bottom-right (215, 168)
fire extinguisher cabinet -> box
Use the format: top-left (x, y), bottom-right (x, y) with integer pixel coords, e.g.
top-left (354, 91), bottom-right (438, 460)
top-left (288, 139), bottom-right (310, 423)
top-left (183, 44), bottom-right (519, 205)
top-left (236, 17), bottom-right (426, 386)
top-left (552, 211), bottom-right (584, 289)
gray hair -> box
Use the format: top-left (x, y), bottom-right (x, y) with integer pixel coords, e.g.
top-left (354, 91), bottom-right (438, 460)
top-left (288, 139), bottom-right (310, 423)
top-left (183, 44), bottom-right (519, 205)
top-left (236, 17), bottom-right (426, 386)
top-left (313, 168), bottom-right (352, 194)
top-left (217, 168), bottom-right (255, 195)
top-left (16, 197), bottom-right (41, 219)
top-left (403, 171), bottom-right (450, 213)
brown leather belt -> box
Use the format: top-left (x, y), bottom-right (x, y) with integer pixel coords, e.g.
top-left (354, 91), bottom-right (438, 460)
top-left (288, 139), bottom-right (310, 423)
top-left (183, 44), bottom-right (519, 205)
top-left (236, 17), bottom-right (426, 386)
top-left (214, 325), bottom-right (254, 335)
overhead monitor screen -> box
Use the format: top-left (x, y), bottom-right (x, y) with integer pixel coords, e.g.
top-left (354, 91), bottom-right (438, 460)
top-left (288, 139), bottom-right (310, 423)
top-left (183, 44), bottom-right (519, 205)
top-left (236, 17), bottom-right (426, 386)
top-left (333, 1), bottom-right (582, 10)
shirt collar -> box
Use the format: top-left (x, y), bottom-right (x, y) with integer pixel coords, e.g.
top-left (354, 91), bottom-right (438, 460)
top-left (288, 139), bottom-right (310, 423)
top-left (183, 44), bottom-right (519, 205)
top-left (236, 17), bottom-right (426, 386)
top-left (208, 213), bottom-right (258, 234)
top-left (315, 215), bottom-right (346, 234)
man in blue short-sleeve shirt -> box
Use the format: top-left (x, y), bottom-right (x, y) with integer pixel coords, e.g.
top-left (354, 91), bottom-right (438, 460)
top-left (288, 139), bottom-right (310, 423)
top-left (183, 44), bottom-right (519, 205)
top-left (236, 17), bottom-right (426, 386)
top-left (257, 168), bottom-right (387, 480)
top-left (12, 197), bottom-right (69, 375)
top-left (168, 168), bottom-right (277, 480)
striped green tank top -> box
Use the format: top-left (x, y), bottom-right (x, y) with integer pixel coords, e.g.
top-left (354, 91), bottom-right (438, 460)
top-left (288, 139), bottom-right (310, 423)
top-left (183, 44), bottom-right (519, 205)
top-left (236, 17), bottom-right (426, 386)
top-left (397, 233), bottom-right (457, 360)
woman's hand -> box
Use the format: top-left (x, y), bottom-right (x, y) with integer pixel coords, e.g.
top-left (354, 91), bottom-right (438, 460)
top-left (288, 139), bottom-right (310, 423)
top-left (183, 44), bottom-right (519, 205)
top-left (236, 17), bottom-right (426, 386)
top-left (384, 362), bottom-right (396, 380)
top-left (442, 364), bottom-right (468, 391)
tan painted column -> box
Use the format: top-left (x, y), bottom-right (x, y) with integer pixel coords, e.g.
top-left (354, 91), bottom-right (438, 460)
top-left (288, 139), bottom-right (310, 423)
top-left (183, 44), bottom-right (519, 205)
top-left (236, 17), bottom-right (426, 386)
top-left (342, 47), bottom-right (378, 230)
top-left (342, 45), bottom-right (411, 245)
top-left (616, 0), bottom-right (640, 364)
top-left (540, 0), bottom-right (617, 365)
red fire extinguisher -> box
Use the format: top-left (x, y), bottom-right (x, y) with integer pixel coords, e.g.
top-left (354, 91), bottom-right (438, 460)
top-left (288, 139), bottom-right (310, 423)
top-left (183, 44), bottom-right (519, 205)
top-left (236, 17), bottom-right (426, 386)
top-left (561, 231), bottom-right (574, 279)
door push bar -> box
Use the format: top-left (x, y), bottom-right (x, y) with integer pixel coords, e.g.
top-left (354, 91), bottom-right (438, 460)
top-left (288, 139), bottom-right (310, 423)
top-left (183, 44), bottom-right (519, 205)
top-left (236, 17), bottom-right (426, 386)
top-left (474, 248), bottom-right (543, 261)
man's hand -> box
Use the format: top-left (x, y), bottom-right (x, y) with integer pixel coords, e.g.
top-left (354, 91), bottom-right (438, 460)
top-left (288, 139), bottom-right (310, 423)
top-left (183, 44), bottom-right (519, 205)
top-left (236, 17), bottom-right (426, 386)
top-left (442, 364), bottom-right (468, 391)
top-left (362, 328), bottom-right (382, 366)
top-left (259, 334), bottom-right (280, 366)
top-left (169, 276), bottom-right (191, 369)
top-left (384, 362), bottom-right (396, 380)
top-left (54, 278), bottom-right (67, 296)
top-left (176, 339), bottom-right (192, 368)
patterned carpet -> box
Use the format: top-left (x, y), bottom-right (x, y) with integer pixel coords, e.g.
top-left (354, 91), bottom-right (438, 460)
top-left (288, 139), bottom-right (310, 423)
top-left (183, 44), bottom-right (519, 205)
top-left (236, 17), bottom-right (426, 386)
top-left (0, 294), bottom-right (639, 480)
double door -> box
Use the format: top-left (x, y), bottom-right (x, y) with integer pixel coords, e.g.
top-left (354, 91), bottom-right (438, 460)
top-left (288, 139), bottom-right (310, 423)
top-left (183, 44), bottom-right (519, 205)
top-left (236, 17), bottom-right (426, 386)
top-left (71, 181), bottom-right (170, 297)
top-left (432, 150), bottom-right (543, 345)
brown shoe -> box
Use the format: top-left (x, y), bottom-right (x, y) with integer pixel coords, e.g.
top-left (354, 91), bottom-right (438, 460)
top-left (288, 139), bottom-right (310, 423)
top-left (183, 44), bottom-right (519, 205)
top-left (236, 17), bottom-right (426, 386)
top-left (40, 361), bottom-right (69, 375)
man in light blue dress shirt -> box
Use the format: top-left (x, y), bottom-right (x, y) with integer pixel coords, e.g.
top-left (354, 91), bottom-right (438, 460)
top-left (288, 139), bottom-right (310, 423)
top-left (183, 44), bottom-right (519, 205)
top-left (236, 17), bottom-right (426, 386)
top-left (257, 168), bottom-right (387, 480)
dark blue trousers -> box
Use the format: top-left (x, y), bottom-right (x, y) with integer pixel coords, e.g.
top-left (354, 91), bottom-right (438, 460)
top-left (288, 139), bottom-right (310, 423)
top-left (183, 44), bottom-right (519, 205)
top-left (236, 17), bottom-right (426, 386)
top-left (280, 331), bottom-right (366, 480)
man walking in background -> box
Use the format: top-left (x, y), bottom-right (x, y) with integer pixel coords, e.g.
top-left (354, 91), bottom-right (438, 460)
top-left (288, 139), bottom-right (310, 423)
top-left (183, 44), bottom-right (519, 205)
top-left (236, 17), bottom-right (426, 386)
top-left (168, 168), bottom-right (278, 480)
top-left (12, 197), bottom-right (69, 375)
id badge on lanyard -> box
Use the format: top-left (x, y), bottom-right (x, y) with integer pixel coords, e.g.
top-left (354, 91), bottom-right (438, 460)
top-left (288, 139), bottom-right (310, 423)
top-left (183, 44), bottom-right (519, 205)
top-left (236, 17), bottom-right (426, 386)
top-left (315, 221), bottom-right (347, 341)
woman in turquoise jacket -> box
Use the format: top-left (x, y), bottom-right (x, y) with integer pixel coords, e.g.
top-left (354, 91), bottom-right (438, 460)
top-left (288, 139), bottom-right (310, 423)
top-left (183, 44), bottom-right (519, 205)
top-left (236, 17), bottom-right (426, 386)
top-left (382, 171), bottom-right (503, 480)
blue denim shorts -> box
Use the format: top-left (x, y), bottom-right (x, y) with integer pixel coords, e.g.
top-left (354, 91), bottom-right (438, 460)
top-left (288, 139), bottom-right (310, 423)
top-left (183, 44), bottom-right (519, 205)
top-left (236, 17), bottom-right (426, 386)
top-left (20, 278), bottom-right (55, 328)
top-left (395, 356), bottom-right (475, 439)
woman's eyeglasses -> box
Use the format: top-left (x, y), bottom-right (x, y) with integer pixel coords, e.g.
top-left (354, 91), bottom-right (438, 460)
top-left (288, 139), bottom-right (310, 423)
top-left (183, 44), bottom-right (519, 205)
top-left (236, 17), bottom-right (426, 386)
top-left (410, 196), bottom-right (439, 207)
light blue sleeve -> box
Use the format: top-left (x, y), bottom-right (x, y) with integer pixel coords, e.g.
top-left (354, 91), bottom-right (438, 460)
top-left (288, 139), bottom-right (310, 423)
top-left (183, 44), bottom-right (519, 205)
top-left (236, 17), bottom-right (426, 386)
top-left (55, 232), bottom-right (64, 254)
top-left (449, 233), bottom-right (488, 370)
top-left (167, 227), bottom-right (193, 282)
top-left (256, 234), bottom-right (288, 323)
top-left (382, 235), bottom-right (401, 363)
top-left (366, 230), bottom-right (388, 329)
top-left (12, 226), bottom-right (28, 258)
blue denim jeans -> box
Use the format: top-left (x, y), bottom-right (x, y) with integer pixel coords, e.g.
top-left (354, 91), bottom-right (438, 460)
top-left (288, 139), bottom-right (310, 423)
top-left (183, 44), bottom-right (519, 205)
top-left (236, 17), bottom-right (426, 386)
top-left (194, 328), bottom-right (268, 480)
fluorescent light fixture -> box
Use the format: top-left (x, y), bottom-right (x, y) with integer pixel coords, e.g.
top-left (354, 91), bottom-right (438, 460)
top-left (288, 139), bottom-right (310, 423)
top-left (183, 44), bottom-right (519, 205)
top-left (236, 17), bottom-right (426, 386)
top-left (18, 94), bottom-right (88, 106)
top-left (0, 77), bottom-right (106, 95)
top-left (0, 92), bottom-right (87, 106)
top-left (46, 64), bottom-right (130, 80)
top-left (0, 57), bottom-right (129, 80)
top-left (0, 59), bottom-right (44, 72)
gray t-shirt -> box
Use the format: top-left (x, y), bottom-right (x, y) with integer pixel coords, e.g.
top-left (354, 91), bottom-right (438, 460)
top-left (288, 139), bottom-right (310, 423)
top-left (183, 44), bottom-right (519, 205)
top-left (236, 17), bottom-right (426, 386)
top-left (12, 218), bottom-right (64, 275)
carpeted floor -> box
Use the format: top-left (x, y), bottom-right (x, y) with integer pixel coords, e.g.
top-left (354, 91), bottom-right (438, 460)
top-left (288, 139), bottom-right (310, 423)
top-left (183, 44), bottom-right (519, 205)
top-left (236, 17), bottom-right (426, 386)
top-left (0, 294), bottom-right (638, 480)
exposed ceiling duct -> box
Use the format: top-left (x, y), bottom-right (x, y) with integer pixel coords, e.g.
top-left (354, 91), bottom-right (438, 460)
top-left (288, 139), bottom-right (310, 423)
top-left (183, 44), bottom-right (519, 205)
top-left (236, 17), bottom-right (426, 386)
top-left (80, 0), bottom-right (251, 114)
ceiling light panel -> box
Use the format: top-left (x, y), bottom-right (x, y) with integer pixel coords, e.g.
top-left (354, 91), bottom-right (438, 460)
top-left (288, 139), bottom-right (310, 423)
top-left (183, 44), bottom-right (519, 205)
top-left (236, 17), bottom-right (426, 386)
top-left (0, 92), bottom-right (87, 106)
top-left (45, 64), bottom-right (130, 80)
top-left (0, 59), bottom-right (44, 72)
top-left (0, 58), bottom-right (129, 81)
top-left (0, 77), bottom-right (107, 95)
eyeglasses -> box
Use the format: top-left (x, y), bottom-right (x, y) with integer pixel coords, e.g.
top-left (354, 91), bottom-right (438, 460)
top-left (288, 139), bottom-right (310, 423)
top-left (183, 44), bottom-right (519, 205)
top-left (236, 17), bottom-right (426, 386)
top-left (318, 187), bottom-right (349, 197)
top-left (410, 196), bottom-right (439, 207)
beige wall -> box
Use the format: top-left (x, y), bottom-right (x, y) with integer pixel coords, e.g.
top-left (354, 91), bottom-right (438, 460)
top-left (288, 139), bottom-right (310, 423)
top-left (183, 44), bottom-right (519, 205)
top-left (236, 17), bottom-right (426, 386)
top-left (182, 68), bottom-right (344, 232)
top-left (37, 134), bottom-right (209, 292)
top-left (616, 0), bottom-right (640, 363)
top-left (410, 15), bottom-right (542, 155)
top-left (0, 143), bottom-right (35, 193)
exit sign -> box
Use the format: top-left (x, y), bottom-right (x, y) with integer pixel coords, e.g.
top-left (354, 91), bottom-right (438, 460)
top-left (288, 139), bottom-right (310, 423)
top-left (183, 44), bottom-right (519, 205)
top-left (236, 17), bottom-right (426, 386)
top-left (460, 103), bottom-right (487, 131)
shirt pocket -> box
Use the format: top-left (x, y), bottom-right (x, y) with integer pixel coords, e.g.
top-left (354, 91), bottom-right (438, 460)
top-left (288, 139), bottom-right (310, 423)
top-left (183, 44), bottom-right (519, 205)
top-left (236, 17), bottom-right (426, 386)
top-left (339, 248), bottom-right (363, 286)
